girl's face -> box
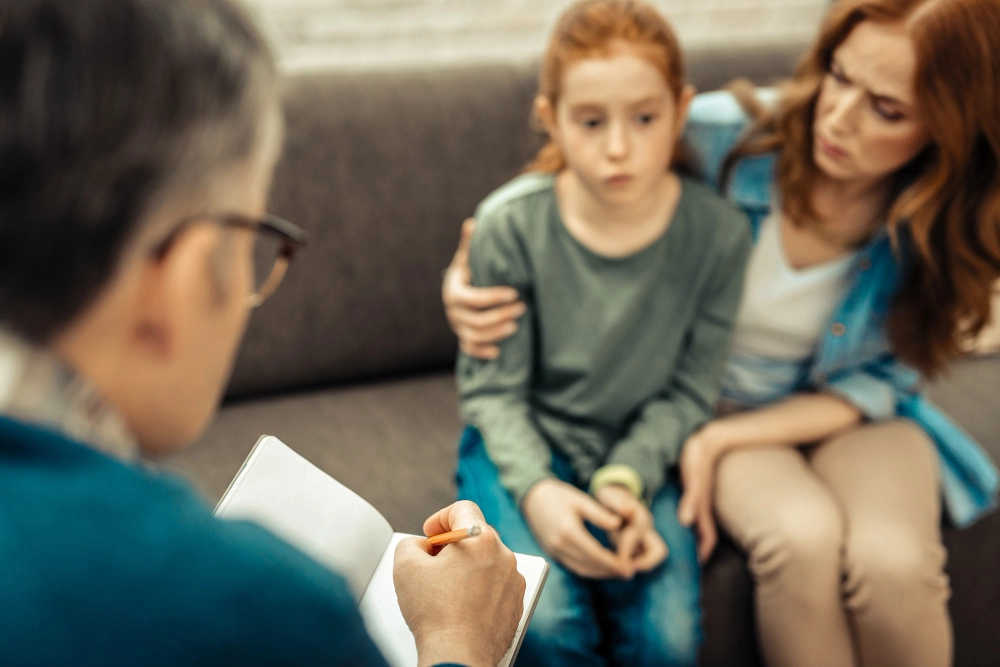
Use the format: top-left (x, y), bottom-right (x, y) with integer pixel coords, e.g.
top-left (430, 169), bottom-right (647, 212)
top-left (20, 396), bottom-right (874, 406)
top-left (813, 20), bottom-right (931, 187)
top-left (541, 47), bottom-right (693, 207)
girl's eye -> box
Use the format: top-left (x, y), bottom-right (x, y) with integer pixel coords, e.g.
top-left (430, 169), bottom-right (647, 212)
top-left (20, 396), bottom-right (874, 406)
top-left (636, 114), bottom-right (657, 125)
top-left (581, 117), bottom-right (603, 129)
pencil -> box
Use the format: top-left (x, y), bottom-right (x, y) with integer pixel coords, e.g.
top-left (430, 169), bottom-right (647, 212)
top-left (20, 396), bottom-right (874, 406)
top-left (427, 524), bottom-right (483, 547)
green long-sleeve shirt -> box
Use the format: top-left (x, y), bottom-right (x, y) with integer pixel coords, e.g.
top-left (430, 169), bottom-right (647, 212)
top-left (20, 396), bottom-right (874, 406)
top-left (458, 173), bottom-right (752, 503)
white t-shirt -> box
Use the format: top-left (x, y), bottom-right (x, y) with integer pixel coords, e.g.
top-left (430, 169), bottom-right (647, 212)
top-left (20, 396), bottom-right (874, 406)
top-left (721, 213), bottom-right (856, 404)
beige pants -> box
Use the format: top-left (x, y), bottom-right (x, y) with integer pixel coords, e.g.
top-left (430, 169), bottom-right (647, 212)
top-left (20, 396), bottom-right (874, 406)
top-left (714, 420), bottom-right (952, 667)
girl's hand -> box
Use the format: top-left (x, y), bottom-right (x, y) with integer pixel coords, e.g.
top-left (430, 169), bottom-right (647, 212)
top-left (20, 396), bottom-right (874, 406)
top-left (521, 478), bottom-right (632, 579)
top-left (677, 430), bottom-right (722, 563)
top-left (594, 484), bottom-right (668, 575)
top-left (443, 219), bottom-right (526, 359)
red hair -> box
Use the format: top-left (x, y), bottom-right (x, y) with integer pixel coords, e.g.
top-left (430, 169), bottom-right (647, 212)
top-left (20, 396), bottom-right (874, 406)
top-left (526, 0), bottom-right (687, 173)
top-left (724, 0), bottom-right (1000, 377)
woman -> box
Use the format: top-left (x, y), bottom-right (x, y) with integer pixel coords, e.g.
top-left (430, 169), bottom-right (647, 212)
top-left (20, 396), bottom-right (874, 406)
top-left (442, 1), bottom-right (1000, 665)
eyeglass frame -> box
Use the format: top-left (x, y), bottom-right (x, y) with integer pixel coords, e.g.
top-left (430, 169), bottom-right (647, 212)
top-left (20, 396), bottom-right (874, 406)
top-left (151, 212), bottom-right (308, 308)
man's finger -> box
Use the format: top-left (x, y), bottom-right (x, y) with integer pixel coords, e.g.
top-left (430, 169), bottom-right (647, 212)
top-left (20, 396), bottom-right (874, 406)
top-left (395, 535), bottom-right (433, 560)
top-left (422, 500), bottom-right (486, 537)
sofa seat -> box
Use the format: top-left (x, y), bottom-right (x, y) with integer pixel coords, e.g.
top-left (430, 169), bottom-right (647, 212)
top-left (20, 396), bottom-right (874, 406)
top-left (166, 356), bottom-right (1000, 666)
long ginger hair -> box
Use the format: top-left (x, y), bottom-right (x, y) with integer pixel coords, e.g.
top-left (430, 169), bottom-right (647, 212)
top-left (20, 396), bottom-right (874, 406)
top-left (724, 0), bottom-right (1000, 377)
top-left (526, 0), bottom-right (690, 174)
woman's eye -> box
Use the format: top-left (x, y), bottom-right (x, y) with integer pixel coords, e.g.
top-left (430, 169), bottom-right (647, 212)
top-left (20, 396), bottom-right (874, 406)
top-left (636, 114), bottom-right (657, 125)
top-left (580, 117), bottom-right (603, 129)
top-left (828, 68), bottom-right (849, 85)
top-left (872, 103), bottom-right (903, 121)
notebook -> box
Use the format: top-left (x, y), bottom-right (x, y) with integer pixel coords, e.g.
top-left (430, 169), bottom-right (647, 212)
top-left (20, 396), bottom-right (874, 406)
top-left (214, 435), bottom-right (549, 667)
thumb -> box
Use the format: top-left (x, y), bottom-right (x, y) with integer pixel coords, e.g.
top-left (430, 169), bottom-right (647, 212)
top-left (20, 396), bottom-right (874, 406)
top-left (452, 218), bottom-right (477, 268)
top-left (422, 500), bottom-right (486, 537)
top-left (676, 489), bottom-right (697, 527)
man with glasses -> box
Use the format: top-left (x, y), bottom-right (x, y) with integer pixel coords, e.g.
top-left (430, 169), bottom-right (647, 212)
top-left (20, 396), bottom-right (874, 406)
top-left (0, 0), bottom-right (524, 664)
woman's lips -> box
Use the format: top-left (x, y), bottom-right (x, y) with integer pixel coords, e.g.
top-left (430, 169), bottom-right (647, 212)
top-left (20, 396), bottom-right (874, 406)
top-left (817, 136), bottom-right (848, 159)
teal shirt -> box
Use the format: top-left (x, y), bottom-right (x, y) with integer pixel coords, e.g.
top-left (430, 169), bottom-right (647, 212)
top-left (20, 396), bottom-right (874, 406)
top-left (458, 173), bottom-right (752, 502)
top-left (0, 415), bottom-right (394, 665)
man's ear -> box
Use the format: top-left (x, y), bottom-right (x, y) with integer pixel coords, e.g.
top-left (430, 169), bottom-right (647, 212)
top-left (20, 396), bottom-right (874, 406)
top-left (133, 223), bottom-right (221, 360)
top-left (674, 84), bottom-right (697, 140)
top-left (534, 95), bottom-right (559, 141)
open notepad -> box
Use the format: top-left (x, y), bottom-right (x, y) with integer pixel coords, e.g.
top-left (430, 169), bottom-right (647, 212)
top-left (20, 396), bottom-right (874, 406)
top-left (214, 435), bottom-right (549, 667)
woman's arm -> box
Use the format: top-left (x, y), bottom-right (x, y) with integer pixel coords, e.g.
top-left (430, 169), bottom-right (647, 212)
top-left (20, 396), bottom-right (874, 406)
top-left (699, 392), bottom-right (864, 458)
top-left (443, 219), bottom-right (525, 359)
top-left (678, 391), bottom-right (863, 561)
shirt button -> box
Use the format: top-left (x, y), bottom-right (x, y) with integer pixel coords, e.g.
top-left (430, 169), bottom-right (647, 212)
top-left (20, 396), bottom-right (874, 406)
top-left (859, 258), bottom-right (871, 271)
top-left (815, 373), bottom-right (827, 384)
top-left (831, 323), bottom-right (847, 337)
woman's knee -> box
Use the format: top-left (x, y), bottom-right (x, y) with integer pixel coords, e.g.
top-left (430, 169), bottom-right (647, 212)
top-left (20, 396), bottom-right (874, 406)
top-left (843, 524), bottom-right (949, 606)
top-left (747, 497), bottom-right (844, 581)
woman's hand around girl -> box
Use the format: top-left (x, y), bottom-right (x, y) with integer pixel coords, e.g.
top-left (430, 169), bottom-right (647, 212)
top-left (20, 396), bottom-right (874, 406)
top-left (442, 219), bottom-right (525, 359)
top-left (521, 478), bottom-right (636, 579)
top-left (593, 484), bottom-right (669, 574)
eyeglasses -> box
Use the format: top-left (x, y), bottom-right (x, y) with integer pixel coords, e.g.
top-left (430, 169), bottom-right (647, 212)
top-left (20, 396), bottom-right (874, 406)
top-left (152, 212), bottom-right (308, 308)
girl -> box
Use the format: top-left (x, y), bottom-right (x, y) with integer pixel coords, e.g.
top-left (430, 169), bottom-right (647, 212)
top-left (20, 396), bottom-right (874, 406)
top-left (455, 1), bottom-right (751, 665)
top-left (446, 0), bottom-right (1000, 665)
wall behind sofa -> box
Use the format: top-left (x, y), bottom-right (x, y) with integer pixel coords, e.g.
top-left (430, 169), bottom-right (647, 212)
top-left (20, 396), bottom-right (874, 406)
top-left (243, 0), bottom-right (827, 71)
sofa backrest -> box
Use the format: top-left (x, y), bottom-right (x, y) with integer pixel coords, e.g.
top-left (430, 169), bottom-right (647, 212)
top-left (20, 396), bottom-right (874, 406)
top-left (226, 42), bottom-right (808, 399)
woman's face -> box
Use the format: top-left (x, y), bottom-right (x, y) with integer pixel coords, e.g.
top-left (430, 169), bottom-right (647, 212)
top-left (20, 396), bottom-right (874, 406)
top-left (813, 20), bottom-right (931, 187)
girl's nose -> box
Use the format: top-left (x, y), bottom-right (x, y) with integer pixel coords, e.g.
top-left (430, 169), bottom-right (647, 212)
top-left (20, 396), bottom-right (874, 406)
top-left (606, 122), bottom-right (630, 159)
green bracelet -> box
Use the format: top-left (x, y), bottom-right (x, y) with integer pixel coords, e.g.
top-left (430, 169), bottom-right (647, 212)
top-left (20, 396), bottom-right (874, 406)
top-left (589, 464), bottom-right (644, 501)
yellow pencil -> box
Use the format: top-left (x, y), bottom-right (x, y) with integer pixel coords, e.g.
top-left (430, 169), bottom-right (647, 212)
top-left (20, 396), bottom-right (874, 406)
top-left (426, 524), bottom-right (483, 547)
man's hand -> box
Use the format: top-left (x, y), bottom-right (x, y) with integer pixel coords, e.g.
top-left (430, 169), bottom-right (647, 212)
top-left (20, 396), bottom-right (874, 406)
top-left (677, 430), bottom-right (722, 563)
top-left (593, 484), bottom-right (668, 577)
top-left (394, 501), bottom-right (525, 667)
top-left (521, 478), bottom-right (632, 579)
top-left (442, 219), bottom-right (526, 360)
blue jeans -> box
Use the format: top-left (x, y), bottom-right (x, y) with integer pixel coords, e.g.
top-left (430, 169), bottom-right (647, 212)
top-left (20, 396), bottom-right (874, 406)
top-left (456, 427), bottom-right (702, 667)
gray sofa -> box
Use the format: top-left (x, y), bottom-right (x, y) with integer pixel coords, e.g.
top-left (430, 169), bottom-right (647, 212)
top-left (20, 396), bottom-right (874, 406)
top-left (164, 42), bottom-right (1000, 666)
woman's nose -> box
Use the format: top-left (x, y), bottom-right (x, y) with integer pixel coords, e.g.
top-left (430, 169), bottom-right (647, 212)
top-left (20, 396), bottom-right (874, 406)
top-left (824, 88), bottom-right (862, 137)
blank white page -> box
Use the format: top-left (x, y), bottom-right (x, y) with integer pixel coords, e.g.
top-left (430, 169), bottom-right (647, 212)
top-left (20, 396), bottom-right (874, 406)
top-left (214, 435), bottom-right (393, 601)
top-left (359, 533), bottom-right (550, 667)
